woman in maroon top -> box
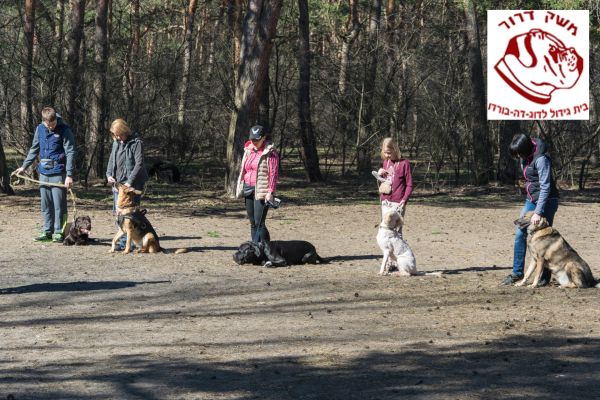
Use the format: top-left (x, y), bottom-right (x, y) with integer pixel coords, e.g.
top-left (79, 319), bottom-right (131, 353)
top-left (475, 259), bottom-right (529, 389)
top-left (377, 138), bottom-right (413, 236)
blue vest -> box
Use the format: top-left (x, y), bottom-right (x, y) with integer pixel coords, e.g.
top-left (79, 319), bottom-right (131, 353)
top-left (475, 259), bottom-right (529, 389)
top-left (521, 138), bottom-right (559, 203)
top-left (36, 121), bottom-right (67, 176)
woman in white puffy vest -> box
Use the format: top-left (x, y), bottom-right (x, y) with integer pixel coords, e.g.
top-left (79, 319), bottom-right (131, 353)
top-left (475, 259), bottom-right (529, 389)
top-left (236, 125), bottom-right (279, 242)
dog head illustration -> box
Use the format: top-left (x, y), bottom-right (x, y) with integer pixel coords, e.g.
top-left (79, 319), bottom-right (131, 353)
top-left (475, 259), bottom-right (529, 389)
top-left (495, 29), bottom-right (583, 104)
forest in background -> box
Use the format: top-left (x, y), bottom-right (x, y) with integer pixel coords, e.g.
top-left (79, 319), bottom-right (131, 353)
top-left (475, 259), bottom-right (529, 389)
top-left (0, 0), bottom-right (599, 196)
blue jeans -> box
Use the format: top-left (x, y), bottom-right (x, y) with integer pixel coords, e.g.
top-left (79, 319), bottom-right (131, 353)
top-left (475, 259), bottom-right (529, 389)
top-left (113, 189), bottom-right (141, 249)
top-left (245, 196), bottom-right (270, 242)
top-left (512, 198), bottom-right (559, 276)
top-left (40, 173), bottom-right (67, 234)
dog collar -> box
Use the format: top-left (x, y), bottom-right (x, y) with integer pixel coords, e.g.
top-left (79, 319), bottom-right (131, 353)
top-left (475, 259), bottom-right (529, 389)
top-left (379, 224), bottom-right (396, 231)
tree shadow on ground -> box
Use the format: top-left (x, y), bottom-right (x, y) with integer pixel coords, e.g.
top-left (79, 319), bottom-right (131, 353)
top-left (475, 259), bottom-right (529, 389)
top-left (0, 280), bottom-right (171, 295)
top-left (2, 332), bottom-right (598, 399)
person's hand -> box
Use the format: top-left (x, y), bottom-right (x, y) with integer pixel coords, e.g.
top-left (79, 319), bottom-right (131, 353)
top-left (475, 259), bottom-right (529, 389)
top-left (265, 192), bottom-right (274, 202)
top-left (531, 213), bottom-right (542, 225)
top-left (64, 176), bottom-right (74, 189)
top-left (399, 200), bottom-right (406, 208)
top-left (124, 182), bottom-right (131, 187)
top-left (13, 167), bottom-right (24, 175)
top-left (377, 168), bottom-right (387, 177)
top-left (107, 176), bottom-right (116, 184)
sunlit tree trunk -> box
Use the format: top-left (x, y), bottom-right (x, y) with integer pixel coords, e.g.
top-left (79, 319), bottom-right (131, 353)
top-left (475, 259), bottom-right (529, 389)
top-left (177, 0), bottom-right (198, 158)
top-left (337, 0), bottom-right (359, 175)
top-left (225, 0), bottom-right (283, 195)
top-left (357, 0), bottom-right (382, 173)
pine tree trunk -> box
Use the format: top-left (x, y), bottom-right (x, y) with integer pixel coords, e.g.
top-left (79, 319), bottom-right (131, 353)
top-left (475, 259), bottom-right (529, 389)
top-left (0, 132), bottom-right (14, 195)
top-left (65, 0), bottom-right (86, 172)
top-left (20, 0), bottom-right (35, 150)
top-left (124, 0), bottom-right (140, 127)
top-left (297, 0), bottom-right (322, 181)
top-left (463, 0), bottom-right (493, 185)
top-left (49, 0), bottom-right (65, 107)
top-left (226, 0), bottom-right (283, 195)
top-left (88, 0), bottom-right (110, 181)
top-left (498, 121), bottom-right (519, 184)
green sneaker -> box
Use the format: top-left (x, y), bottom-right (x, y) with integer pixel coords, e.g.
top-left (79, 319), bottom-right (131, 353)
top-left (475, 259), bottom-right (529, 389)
top-left (52, 232), bottom-right (64, 243)
top-left (34, 232), bottom-right (52, 242)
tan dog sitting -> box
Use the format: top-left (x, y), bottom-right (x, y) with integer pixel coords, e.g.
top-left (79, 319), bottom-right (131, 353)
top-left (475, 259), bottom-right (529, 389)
top-left (110, 184), bottom-right (161, 254)
top-left (514, 211), bottom-right (598, 288)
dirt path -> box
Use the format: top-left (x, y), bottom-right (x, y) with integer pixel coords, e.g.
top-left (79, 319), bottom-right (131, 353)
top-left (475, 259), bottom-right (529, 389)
top-left (1, 190), bottom-right (600, 399)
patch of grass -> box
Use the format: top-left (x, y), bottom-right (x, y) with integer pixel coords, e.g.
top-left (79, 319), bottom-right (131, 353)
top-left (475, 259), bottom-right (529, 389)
top-left (207, 231), bottom-right (220, 238)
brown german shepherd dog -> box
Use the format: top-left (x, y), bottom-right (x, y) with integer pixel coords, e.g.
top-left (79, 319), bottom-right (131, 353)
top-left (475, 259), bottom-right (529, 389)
top-left (514, 211), bottom-right (598, 288)
top-left (110, 185), bottom-right (161, 254)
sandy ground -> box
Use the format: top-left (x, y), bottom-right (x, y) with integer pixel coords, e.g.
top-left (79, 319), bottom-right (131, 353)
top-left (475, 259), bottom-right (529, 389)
top-left (1, 186), bottom-right (600, 399)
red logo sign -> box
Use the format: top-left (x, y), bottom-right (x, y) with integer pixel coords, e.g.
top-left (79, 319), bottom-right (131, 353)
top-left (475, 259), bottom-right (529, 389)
top-left (487, 10), bottom-right (589, 120)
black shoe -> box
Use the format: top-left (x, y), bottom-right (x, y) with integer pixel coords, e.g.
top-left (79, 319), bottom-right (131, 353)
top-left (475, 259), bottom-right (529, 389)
top-left (499, 274), bottom-right (523, 286)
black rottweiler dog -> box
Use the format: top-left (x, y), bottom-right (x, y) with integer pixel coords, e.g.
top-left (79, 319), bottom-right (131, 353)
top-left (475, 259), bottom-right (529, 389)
top-left (233, 240), bottom-right (327, 267)
top-left (63, 216), bottom-right (92, 245)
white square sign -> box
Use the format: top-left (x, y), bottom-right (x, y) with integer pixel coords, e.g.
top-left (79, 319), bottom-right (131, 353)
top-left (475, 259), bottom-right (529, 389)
top-left (487, 10), bottom-right (589, 120)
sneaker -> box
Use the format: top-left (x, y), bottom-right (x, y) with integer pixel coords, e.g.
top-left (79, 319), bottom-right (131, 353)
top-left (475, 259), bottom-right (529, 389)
top-left (34, 232), bottom-right (52, 242)
top-left (52, 233), bottom-right (64, 243)
top-left (499, 274), bottom-right (523, 286)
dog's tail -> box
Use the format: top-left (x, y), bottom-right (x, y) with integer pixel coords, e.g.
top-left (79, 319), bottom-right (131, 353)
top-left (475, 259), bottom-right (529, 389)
top-left (160, 247), bottom-right (189, 254)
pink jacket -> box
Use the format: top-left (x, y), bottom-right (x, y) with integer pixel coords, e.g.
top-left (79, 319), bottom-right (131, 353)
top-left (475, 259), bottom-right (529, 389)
top-left (236, 140), bottom-right (279, 200)
top-left (379, 158), bottom-right (413, 203)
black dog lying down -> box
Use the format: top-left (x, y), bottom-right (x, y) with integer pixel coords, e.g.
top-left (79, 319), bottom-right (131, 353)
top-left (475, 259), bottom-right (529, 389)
top-left (233, 240), bottom-right (327, 267)
top-left (63, 216), bottom-right (92, 245)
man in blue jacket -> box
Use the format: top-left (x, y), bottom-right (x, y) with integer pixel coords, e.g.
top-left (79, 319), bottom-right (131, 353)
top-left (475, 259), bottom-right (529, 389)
top-left (15, 107), bottom-right (75, 242)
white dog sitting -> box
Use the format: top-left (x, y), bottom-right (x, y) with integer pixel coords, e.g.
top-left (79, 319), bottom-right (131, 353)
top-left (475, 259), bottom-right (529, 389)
top-left (376, 208), bottom-right (417, 276)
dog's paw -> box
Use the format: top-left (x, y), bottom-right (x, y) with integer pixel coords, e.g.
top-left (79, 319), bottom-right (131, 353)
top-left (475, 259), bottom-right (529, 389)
top-left (109, 248), bottom-right (115, 253)
top-left (263, 261), bottom-right (274, 268)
